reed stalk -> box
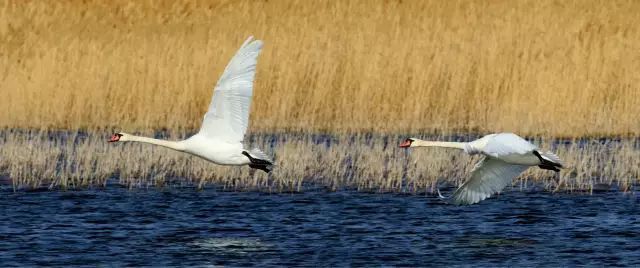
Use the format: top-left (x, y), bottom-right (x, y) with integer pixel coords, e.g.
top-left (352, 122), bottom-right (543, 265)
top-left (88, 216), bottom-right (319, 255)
top-left (1, 0), bottom-right (639, 136)
top-left (1, 131), bottom-right (637, 192)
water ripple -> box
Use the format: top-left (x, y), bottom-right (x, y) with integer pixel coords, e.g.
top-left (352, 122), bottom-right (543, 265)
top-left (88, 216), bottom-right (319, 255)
top-left (0, 188), bottom-right (639, 266)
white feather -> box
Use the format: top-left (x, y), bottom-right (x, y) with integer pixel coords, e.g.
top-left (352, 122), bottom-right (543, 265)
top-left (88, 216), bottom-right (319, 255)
top-left (199, 36), bottom-right (264, 143)
top-left (541, 151), bottom-right (563, 166)
top-left (449, 157), bottom-right (529, 205)
top-left (248, 148), bottom-right (272, 162)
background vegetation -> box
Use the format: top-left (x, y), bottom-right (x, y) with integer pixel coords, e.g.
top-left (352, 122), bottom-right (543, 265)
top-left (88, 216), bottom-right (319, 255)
top-left (3, 131), bottom-right (637, 192)
top-left (2, 0), bottom-right (639, 137)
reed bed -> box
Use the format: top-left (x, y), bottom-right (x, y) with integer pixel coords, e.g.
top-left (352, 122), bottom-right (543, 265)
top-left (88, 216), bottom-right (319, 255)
top-left (1, 131), bottom-right (638, 193)
top-left (2, 0), bottom-right (640, 137)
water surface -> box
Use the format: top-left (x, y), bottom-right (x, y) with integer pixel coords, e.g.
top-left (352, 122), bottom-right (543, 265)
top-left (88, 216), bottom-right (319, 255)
top-left (1, 188), bottom-right (638, 266)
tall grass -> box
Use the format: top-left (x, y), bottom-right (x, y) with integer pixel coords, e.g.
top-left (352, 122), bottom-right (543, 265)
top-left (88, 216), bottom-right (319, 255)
top-left (1, 131), bottom-right (638, 192)
top-left (1, 0), bottom-right (639, 137)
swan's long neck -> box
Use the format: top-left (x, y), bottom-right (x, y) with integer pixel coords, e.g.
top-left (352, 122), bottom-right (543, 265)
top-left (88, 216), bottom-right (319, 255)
top-left (127, 135), bottom-right (185, 151)
top-left (412, 140), bottom-right (467, 150)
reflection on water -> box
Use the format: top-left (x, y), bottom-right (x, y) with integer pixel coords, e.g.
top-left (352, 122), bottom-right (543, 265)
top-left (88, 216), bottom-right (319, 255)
top-left (191, 237), bottom-right (270, 254)
top-left (0, 187), bottom-right (638, 266)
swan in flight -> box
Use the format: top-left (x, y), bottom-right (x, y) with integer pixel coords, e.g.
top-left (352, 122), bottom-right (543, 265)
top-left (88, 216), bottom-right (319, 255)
top-left (109, 36), bottom-right (273, 173)
top-left (399, 133), bottom-right (562, 205)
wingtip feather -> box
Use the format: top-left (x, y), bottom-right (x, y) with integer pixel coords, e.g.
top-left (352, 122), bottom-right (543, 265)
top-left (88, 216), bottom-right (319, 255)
top-left (242, 36), bottom-right (254, 47)
top-left (241, 35), bottom-right (263, 51)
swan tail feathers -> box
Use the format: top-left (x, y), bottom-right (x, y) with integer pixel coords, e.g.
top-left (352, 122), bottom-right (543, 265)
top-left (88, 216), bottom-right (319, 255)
top-left (533, 150), bottom-right (563, 172)
top-left (541, 151), bottom-right (563, 167)
top-left (248, 148), bottom-right (272, 162)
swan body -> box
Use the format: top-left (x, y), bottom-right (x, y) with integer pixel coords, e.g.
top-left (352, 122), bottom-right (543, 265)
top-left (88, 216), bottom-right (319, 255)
top-left (400, 133), bottom-right (562, 205)
top-left (110, 36), bottom-right (273, 173)
top-left (182, 135), bottom-right (249, 165)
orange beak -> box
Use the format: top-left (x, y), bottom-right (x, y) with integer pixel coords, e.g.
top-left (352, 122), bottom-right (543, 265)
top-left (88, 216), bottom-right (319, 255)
top-left (399, 139), bottom-right (412, 148)
top-left (108, 134), bottom-right (121, 143)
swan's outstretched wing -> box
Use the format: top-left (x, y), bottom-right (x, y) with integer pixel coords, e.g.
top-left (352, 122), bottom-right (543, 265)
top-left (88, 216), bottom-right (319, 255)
top-left (449, 157), bottom-right (529, 205)
top-left (199, 36), bottom-right (263, 143)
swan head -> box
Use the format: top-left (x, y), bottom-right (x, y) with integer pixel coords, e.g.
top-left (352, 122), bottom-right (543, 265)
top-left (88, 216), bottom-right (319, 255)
top-left (399, 138), bottom-right (416, 148)
top-left (108, 132), bottom-right (130, 142)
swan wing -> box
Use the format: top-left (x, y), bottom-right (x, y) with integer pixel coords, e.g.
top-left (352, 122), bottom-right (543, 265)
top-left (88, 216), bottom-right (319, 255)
top-left (199, 36), bottom-right (263, 143)
top-left (449, 156), bottom-right (529, 205)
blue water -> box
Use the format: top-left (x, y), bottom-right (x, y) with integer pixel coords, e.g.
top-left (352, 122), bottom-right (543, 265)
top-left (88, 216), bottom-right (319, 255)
top-left (1, 188), bottom-right (639, 267)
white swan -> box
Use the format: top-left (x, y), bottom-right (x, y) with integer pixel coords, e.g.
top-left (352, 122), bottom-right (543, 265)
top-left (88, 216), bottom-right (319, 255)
top-left (109, 36), bottom-right (273, 173)
top-left (399, 133), bottom-right (562, 205)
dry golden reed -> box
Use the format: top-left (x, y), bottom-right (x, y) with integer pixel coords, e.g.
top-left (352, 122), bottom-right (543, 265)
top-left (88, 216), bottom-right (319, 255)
top-left (1, 131), bottom-right (638, 193)
top-left (1, 0), bottom-right (639, 137)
